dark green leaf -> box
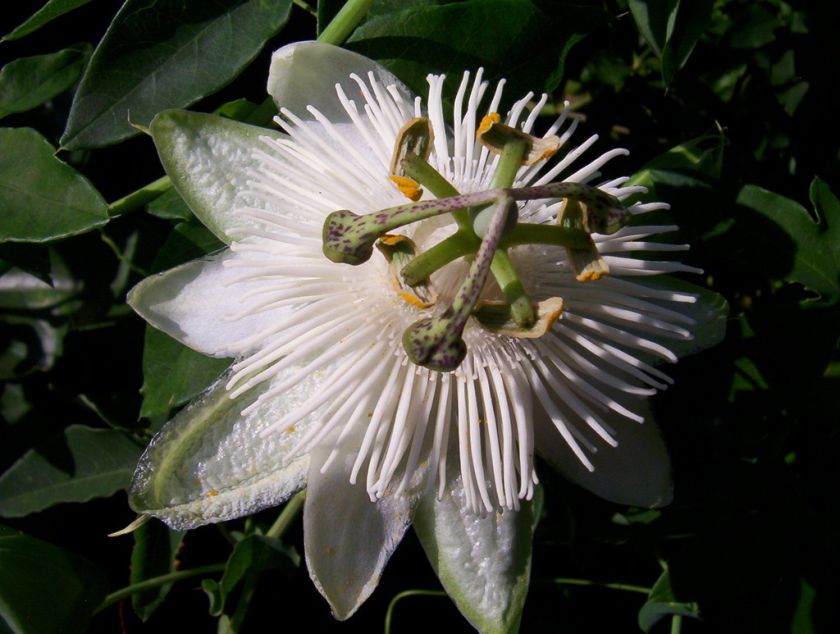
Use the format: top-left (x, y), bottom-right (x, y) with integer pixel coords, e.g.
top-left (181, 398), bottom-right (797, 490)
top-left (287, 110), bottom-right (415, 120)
top-left (0, 425), bottom-right (144, 517)
top-left (140, 326), bottom-right (230, 420)
top-left (0, 243), bottom-right (52, 285)
top-left (0, 127), bottom-right (108, 242)
top-left (637, 569), bottom-right (700, 632)
top-left (628, 0), bottom-right (714, 84)
top-left (130, 521), bottom-right (184, 621)
top-left (0, 46), bottom-right (90, 120)
top-left (736, 178), bottom-right (840, 304)
top-left (346, 0), bottom-right (605, 99)
top-left (60, 0), bottom-right (293, 150)
top-left (202, 534), bottom-right (298, 616)
top-left (1, 0), bottom-right (93, 42)
top-left (0, 525), bottom-right (108, 634)
top-left (727, 4), bottom-right (778, 49)
top-left (0, 251), bottom-right (78, 379)
top-left (317, 0), bottom-right (346, 36)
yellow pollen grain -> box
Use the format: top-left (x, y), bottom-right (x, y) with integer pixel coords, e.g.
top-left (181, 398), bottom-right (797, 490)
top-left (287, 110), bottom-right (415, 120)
top-left (207, 490), bottom-right (219, 497)
top-left (398, 290), bottom-right (432, 309)
top-left (286, 426), bottom-right (296, 433)
top-left (478, 112), bottom-right (501, 135)
top-left (325, 546), bottom-right (334, 556)
top-left (389, 175), bottom-right (423, 201)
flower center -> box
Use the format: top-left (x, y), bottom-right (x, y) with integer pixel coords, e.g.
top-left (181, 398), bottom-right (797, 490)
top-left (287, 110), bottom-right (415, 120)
top-left (320, 114), bottom-right (634, 372)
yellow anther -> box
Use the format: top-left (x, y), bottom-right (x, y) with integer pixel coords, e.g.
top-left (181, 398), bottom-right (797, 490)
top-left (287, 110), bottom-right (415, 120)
top-left (389, 175), bottom-right (423, 201)
top-left (397, 291), bottom-right (433, 309)
top-left (478, 112), bottom-right (502, 135)
top-left (477, 113), bottom-right (562, 166)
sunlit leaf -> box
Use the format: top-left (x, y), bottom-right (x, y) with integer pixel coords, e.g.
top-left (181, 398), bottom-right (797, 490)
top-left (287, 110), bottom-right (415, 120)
top-left (0, 525), bottom-right (108, 634)
top-left (0, 425), bottom-right (144, 517)
top-left (60, 0), bottom-right (293, 150)
top-left (1, 0), bottom-right (93, 42)
top-left (130, 521), bottom-right (184, 621)
top-left (0, 46), bottom-right (90, 119)
top-left (0, 128), bottom-right (108, 242)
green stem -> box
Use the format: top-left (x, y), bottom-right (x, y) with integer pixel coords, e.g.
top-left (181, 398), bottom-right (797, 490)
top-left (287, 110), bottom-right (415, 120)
top-left (549, 577), bottom-right (651, 595)
top-left (95, 563), bottom-right (226, 614)
top-left (671, 614), bottom-right (683, 634)
top-left (500, 223), bottom-right (591, 249)
top-left (401, 231), bottom-right (479, 286)
top-left (490, 249), bottom-right (534, 327)
top-left (384, 590), bottom-right (447, 634)
top-left (107, 175), bottom-right (171, 218)
top-left (402, 155), bottom-right (470, 231)
top-left (491, 139), bottom-right (527, 189)
top-left (266, 491), bottom-right (305, 539)
top-left (317, 0), bottom-right (373, 45)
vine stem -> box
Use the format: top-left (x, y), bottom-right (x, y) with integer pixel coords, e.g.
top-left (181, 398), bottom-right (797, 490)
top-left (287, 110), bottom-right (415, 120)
top-left (549, 577), bottom-right (651, 595)
top-left (384, 590), bottom-right (447, 634)
top-left (317, 0), bottom-right (374, 45)
top-left (94, 563), bottom-right (226, 614)
top-left (107, 175), bottom-right (171, 218)
top-left (266, 491), bottom-right (306, 539)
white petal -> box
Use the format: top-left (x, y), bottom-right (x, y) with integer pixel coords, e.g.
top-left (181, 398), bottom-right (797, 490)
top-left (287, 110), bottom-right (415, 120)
top-left (267, 41), bottom-right (411, 130)
top-left (150, 110), bottom-right (286, 242)
top-left (304, 436), bottom-right (427, 620)
top-left (127, 250), bottom-right (290, 358)
top-left (129, 371), bottom-right (318, 530)
top-left (413, 454), bottom-right (542, 634)
top-left (534, 398), bottom-right (673, 508)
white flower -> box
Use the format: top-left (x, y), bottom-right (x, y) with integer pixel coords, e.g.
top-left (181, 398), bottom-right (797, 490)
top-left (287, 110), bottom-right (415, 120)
top-left (127, 42), bottom-right (726, 630)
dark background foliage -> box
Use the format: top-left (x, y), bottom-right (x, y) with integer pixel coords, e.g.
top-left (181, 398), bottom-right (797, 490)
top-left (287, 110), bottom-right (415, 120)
top-left (1, 1), bottom-right (838, 632)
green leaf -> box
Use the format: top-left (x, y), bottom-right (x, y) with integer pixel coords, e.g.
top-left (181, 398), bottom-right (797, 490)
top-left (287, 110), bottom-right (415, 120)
top-left (130, 521), bottom-right (184, 621)
top-left (0, 425), bottom-right (144, 517)
top-left (140, 326), bottom-right (230, 420)
top-left (637, 569), bottom-right (700, 632)
top-left (0, 525), bottom-right (108, 634)
top-left (60, 0), bottom-right (293, 150)
top-left (727, 4), bottom-right (778, 49)
top-left (736, 178), bottom-right (840, 305)
top-left (202, 534), bottom-right (298, 616)
top-left (149, 221), bottom-right (225, 273)
top-left (628, 0), bottom-right (714, 84)
top-left (346, 0), bottom-right (605, 99)
top-left (0, 127), bottom-right (108, 243)
top-left (0, 46), bottom-right (90, 120)
top-left (1, 0), bottom-right (93, 42)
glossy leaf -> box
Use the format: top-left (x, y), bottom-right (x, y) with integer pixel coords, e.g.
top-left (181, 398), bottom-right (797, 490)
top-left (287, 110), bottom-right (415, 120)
top-left (0, 425), bottom-right (144, 517)
top-left (60, 0), bottom-right (293, 150)
top-left (0, 525), bottom-right (108, 634)
top-left (140, 326), bottom-right (230, 420)
top-left (130, 521), bottom-right (184, 621)
top-left (1, 0), bottom-right (93, 42)
top-left (0, 46), bottom-right (90, 119)
top-left (346, 0), bottom-right (605, 99)
top-left (0, 128), bottom-right (108, 242)
top-left (736, 178), bottom-right (840, 305)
